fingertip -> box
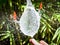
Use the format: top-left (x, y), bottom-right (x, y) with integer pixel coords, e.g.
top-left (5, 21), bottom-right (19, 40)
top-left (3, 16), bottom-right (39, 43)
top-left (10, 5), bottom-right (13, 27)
top-left (29, 39), bottom-right (41, 45)
top-left (29, 39), bottom-right (34, 45)
top-left (39, 40), bottom-right (48, 45)
top-left (29, 39), bottom-right (32, 42)
top-left (39, 40), bottom-right (44, 43)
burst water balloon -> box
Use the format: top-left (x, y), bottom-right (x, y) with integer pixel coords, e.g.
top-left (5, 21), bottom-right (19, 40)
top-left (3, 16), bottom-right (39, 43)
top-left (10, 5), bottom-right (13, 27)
top-left (19, 0), bottom-right (41, 37)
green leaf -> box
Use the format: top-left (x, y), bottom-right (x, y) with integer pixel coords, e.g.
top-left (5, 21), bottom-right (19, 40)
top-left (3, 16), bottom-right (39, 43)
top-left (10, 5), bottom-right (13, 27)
top-left (0, 33), bottom-right (10, 41)
top-left (0, 33), bottom-right (6, 36)
top-left (0, 31), bottom-right (10, 41)
top-left (52, 27), bottom-right (60, 41)
top-left (41, 25), bottom-right (46, 33)
top-left (12, 34), bottom-right (15, 45)
top-left (10, 34), bottom-right (13, 45)
top-left (9, 0), bottom-right (12, 7)
top-left (42, 28), bottom-right (46, 38)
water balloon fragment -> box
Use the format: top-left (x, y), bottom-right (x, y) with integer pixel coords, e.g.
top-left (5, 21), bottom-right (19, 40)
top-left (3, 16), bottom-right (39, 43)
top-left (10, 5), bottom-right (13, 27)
top-left (19, 0), bottom-right (41, 37)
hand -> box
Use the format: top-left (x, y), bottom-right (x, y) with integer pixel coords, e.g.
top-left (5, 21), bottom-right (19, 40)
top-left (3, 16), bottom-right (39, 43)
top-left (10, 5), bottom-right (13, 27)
top-left (29, 39), bottom-right (48, 45)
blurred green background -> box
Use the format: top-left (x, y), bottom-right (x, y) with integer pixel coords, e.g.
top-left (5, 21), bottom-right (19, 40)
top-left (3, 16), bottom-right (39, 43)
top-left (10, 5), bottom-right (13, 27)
top-left (0, 0), bottom-right (60, 45)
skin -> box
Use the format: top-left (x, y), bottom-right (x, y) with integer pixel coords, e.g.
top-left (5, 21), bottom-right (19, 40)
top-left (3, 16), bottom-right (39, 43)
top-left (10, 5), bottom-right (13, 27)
top-left (29, 39), bottom-right (48, 45)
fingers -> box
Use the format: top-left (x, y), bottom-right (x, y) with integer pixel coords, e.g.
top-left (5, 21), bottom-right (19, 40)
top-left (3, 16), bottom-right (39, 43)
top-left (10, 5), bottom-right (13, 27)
top-left (39, 40), bottom-right (48, 45)
top-left (29, 39), bottom-right (48, 45)
top-left (29, 39), bottom-right (42, 45)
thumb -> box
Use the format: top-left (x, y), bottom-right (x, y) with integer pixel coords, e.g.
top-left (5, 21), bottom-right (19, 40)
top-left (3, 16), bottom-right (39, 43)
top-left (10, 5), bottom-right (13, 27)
top-left (39, 40), bottom-right (48, 45)
top-left (29, 39), bottom-right (42, 45)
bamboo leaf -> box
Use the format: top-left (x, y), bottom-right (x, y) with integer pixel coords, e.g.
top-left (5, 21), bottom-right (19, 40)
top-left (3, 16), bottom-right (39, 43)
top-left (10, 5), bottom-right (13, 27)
top-left (41, 25), bottom-right (46, 33)
top-left (10, 34), bottom-right (13, 45)
top-left (0, 33), bottom-right (6, 36)
top-left (0, 33), bottom-right (10, 41)
top-left (52, 27), bottom-right (60, 41)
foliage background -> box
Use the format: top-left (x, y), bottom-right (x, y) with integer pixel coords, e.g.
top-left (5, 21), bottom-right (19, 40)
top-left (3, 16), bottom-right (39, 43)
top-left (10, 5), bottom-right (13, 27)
top-left (0, 0), bottom-right (60, 45)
